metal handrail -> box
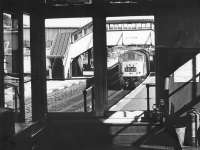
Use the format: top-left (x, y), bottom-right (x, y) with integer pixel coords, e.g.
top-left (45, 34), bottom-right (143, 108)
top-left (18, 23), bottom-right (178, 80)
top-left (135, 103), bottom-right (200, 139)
top-left (168, 72), bottom-right (200, 99)
top-left (83, 85), bottom-right (94, 112)
top-left (145, 83), bottom-right (155, 112)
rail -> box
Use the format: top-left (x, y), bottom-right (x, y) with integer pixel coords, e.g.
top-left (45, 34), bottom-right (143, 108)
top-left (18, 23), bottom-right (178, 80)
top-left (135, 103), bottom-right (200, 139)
top-left (83, 85), bottom-right (94, 112)
top-left (144, 72), bottom-right (200, 111)
top-left (166, 72), bottom-right (200, 118)
top-left (168, 72), bottom-right (200, 99)
top-left (144, 72), bottom-right (200, 109)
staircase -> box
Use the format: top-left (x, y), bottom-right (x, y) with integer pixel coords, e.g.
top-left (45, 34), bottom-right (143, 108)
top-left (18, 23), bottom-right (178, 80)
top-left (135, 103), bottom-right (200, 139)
top-left (109, 122), bottom-right (159, 146)
top-left (102, 111), bottom-right (182, 150)
top-left (165, 50), bottom-right (199, 77)
top-left (107, 62), bottom-right (122, 90)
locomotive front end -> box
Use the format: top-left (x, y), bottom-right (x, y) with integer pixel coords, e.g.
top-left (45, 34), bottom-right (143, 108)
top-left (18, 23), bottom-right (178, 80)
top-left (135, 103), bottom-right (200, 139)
top-left (122, 61), bottom-right (144, 77)
top-left (119, 49), bottom-right (149, 89)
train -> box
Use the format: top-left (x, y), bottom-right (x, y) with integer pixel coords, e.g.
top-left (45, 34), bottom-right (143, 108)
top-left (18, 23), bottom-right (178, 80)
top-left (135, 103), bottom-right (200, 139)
top-left (117, 47), bottom-right (150, 89)
top-left (70, 46), bottom-right (151, 90)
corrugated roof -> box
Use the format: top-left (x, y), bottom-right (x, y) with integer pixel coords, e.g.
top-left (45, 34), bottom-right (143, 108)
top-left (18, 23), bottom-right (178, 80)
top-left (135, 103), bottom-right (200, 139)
top-left (50, 32), bottom-right (71, 57)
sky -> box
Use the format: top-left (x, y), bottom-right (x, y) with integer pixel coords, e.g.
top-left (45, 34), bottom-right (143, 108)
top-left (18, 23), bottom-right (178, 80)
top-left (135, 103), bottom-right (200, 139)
top-left (23, 15), bottom-right (154, 27)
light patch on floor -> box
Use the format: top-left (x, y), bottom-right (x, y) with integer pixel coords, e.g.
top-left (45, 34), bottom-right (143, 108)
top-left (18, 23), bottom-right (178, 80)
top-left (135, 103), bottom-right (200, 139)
top-left (102, 111), bottom-right (144, 124)
top-left (109, 75), bottom-right (155, 111)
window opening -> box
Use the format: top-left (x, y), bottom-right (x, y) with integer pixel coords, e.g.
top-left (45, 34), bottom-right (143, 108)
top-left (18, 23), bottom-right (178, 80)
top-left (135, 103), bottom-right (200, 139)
top-left (3, 13), bottom-right (26, 122)
top-left (23, 14), bottom-right (32, 122)
top-left (106, 16), bottom-right (155, 116)
top-left (45, 17), bottom-right (94, 112)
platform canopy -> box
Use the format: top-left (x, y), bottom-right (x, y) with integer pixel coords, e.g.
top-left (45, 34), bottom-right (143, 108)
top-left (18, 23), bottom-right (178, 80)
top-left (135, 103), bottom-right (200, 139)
top-left (50, 32), bottom-right (71, 58)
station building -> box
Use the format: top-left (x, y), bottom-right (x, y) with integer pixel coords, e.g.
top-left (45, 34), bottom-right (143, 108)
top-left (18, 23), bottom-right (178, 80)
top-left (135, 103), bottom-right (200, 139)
top-left (1, 0), bottom-right (200, 150)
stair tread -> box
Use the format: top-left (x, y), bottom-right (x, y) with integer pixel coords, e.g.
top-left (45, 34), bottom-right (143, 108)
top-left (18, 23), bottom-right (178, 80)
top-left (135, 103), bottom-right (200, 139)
top-left (140, 144), bottom-right (175, 150)
top-left (182, 146), bottom-right (200, 150)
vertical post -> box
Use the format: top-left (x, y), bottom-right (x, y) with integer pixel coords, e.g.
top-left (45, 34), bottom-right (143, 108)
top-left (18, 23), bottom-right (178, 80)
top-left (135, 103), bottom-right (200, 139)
top-left (83, 90), bottom-right (87, 112)
top-left (189, 112), bottom-right (197, 146)
top-left (88, 50), bottom-right (91, 69)
top-left (146, 84), bottom-right (150, 112)
top-left (30, 12), bottom-right (47, 121)
top-left (93, 3), bottom-right (107, 116)
top-left (154, 45), bottom-right (160, 107)
top-left (0, 10), bottom-right (4, 107)
top-left (91, 86), bottom-right (95, 112)
top-left (154, 14), bottom-right (162, 108)
top-left (192, 57), bottom-right (197, 101)
top-left (11, 13), bottom-right (25, 122)
top-left (11, 13), bottom-right (19, 114)
top-left (164, 76), bottom-right (169, 116)
top-left (14, 87), bottom-right (18, 112)
top-left (18, 12), bottom-right (25, 122)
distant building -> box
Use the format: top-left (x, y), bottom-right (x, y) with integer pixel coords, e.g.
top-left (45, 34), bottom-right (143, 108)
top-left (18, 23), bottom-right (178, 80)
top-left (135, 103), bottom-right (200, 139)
top-left (23, 27), bottom-right (78, 48)
top-left (3, 27), bottom-right (78, 74)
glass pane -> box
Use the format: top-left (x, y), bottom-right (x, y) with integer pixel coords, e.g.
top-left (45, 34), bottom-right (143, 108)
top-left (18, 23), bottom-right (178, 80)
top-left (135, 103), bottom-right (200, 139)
top-left (106, 16), bottom-right (155, 112)
top-left (173, 53), bottom-right (200, 83)
top-left (23, 14), bottom-right (32, 122)
top-left (47, 79), bottom-right (92, 112)
top-left (45, 18), bottom-right (94, 112)
top-left (4, 13), bottom-right (20, 115)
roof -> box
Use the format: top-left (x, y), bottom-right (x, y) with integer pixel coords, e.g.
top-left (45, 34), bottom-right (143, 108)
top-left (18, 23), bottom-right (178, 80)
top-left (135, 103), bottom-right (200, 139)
top-left (50, 32), bottom-right (71, 57)
top-left (107, 30), bottom-right (154, 46)
top-left (52, 29), bottom-right (154, 59)
top-left (68, 30), bottom-right (154, 59)
top-left (107, 19), bottom-right (154, 24)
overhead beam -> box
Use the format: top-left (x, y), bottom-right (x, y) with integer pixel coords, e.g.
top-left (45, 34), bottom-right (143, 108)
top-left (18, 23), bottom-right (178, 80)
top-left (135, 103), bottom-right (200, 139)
top-left (2, 0), bottom-right (195, 17)
top-left (44, 5), bottom-right (93, 18)
top-left (17, 12), bottom-right (25, 122)
top-left (44, 3), bottom-right (154, 18)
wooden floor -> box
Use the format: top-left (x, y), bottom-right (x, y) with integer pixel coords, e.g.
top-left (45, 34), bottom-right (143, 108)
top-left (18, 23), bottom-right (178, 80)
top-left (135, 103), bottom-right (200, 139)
top-left (86, 145), bottom-right (200, 150)
top-left (182, 146), bottom-right (200, 150)
top-left (86, 145), bottom-right (145, 150)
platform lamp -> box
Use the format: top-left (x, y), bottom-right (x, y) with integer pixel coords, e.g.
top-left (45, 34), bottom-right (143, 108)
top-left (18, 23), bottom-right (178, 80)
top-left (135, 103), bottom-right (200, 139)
top-left (164, 76), bottom-right (170, 107)
top-left (162, 76), bottom-right (170, 121)
top-left (164, 77), bottom-right (170, 91)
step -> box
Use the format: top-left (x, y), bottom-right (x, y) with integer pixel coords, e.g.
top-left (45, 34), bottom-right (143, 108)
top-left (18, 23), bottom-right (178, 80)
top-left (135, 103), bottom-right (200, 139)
top-left (105, 122), bottom-right (161, 146)
top-left (140, 144), bottom-right (175, 150)
top-left (182, 146), bottom-right (200, 150)
top-left (112, 133), bottom-right (147, 146)
top-left (109, 123), bottom-right (158, 135)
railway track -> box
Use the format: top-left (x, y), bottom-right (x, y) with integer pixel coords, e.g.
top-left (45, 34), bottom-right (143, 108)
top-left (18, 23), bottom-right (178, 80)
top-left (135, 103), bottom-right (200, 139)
top-left (47, 89), bottom-right (131, 113)
top-left (22, 88), bottom-right (131, 121)
top-left (5, 77), bottom-right (137, 122)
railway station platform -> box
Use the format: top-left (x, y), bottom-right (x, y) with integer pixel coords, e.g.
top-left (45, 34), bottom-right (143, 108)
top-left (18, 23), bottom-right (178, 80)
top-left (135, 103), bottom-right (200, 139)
top-left (103, 74), bottom-right (199, 150)
top-left (103, 73), bottom-right (155, 124)
top-left (110, 73), bottom-right (155, 112)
